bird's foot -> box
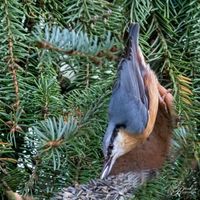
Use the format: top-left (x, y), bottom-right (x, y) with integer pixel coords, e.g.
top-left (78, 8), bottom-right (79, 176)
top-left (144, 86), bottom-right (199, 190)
top-left (158, 84), bottom-right (173, 114)
top-left (159, 94), bottom-right (169, 113)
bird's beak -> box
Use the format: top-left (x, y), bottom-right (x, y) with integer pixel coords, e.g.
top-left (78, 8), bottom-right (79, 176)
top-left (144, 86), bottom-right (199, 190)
top-left (101, 155), bottom-right (116, 179)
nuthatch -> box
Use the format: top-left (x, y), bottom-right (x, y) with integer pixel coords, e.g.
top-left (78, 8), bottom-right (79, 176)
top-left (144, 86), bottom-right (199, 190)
top-left (101, 23), bottom-right (172, 179)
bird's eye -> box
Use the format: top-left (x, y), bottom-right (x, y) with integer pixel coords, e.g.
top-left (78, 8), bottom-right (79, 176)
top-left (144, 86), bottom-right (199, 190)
top-left (107, 143), bottom-right (113, 156)
top-left (115, 124), bottom-right (126, 130)
top-left (108, 144), bottom-right (113, 150)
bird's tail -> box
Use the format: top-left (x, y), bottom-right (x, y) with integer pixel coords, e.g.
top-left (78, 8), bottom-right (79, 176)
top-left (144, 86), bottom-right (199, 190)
top-left (124, 23), bottom-right (149, 109)
top-left (54, 170), bottom-right (156, 200)
top-left (128, 23), bottom-right (140, 51)
top-left (127, 23), bottom-right (149, 71)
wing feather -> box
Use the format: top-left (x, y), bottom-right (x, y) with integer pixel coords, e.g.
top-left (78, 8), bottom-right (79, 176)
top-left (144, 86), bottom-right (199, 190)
top-left (108, 23), bottom-right (149, 134)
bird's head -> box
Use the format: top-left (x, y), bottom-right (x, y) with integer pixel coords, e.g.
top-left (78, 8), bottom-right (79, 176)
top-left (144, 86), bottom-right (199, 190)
top-left (101, 123), bottom-right (139, 179)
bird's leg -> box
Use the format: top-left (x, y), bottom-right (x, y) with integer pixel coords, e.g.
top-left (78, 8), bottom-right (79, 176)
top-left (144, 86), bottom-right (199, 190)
top-left (157, 83), bottom-right (173, 114)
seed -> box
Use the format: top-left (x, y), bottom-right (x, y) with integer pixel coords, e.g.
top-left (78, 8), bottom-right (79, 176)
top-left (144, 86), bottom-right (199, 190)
top-left (55, 170), bottom-right (155, 199)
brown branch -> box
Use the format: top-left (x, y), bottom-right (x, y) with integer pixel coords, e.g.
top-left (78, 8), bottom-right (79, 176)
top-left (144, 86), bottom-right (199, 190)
top-left (5, 120), bottom-right (23, 133)
top-left (44, 138), bottom-right (64, 150)
top-left (36, 41), bottom-right (119, 65)
top-left (5, 0), bottom-right (20, 108)
top-left (42, 102), bottom-right (49, 119)
top-left (0, 163), bottom-right (8, 175)
top-left (0, 158), bottom-right (17, 163)
top-left (8, 37), bottom-right (20, 109)
top-left (0, 142), bottom-right (11, 145)
top-left (2, 180), bottom-right (34, 200)
top-left (86, 64), bottom-right (90, 88)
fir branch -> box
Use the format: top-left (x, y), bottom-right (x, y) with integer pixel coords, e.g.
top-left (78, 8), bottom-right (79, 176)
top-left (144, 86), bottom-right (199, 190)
top-left (124, 0), bottom-right (152, 29)
top-left (4, 0), bottom-right (20, 109)
top-left (0, 1), bottom-right (199, 199)
top-left (30, 116), bottom-right (77, 169)
top-left (34, 25), bottom-right (119, 64)
top-left (62, 0), bottom-right (125, 35)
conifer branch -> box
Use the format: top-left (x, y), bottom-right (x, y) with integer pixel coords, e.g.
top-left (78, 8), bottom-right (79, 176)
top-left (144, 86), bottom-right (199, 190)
top-left (35, 25), bottom-right (119, 65)
top-left (4, 0), bottom-right (20, 110)
top-left (0, 1), bottom-right (199, 199)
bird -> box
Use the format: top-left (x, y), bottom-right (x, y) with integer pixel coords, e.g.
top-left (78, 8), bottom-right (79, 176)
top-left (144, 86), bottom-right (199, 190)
top-left (55, 23), bottom-right (176, 197)
top-left (55, 89), bottom-right (176, 199)
top-left (101, 23), bottom-right (173, 179)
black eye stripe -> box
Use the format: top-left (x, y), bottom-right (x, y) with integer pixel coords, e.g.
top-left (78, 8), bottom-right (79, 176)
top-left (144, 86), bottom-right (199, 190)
top-left (107, 129), bottom-right (117, 157)
top-left (106, 124), bottom-right (125, 157)
top-left (110, 127), bottom-right (118, 144)
top-left (115, 124), bottom-right (126, 129)
top-left (108, 143), bottom-right (113, 149)
top-left (107, 143), bottom-right (113, 155)
top-left (111, 124), bottom-right (125, 142)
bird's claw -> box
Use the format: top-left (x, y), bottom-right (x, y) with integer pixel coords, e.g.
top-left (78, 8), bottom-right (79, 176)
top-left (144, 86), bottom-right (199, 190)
top-left (159, 89), bottom-right (172, 113)
top-left (159, 95), bottom-right (168, 113)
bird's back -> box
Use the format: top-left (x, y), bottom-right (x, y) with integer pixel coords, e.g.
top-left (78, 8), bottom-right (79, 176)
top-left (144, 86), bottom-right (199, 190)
top-left (108, 23), bottom-right (148, 134)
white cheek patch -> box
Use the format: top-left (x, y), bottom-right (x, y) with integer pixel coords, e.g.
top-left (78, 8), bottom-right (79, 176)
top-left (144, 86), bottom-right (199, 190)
top-left (112, 131), bottom-right (126, 158)
top-left (101, 130), bottom-right (128, 179)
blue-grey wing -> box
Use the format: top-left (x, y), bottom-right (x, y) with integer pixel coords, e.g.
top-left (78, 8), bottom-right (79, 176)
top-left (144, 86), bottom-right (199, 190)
top-left (108, 23), bottom-right (149, 134)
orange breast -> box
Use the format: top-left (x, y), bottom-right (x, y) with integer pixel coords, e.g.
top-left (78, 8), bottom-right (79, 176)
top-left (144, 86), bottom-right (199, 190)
top-left (110, 103), bottom-right (174, 175)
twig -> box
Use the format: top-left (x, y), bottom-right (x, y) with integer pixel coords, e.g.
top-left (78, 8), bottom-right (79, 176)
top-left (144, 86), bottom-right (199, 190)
top-left (36, 41), bottom-right (119, 64)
